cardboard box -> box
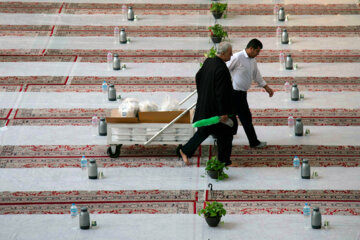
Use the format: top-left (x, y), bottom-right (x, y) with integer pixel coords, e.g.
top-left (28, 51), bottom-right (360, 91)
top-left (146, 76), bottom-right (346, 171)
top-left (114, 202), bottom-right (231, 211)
top-left (106, 109), bottom-right (139, 123)
top-left (106, 109), bottom-right (192, 124)
top-left (139, 110), bottom-right (191, 123)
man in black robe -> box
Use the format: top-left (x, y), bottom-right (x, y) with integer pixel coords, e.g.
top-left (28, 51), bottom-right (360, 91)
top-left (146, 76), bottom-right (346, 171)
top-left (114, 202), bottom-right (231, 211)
top-left (177, 42), bottom-right (238, 166)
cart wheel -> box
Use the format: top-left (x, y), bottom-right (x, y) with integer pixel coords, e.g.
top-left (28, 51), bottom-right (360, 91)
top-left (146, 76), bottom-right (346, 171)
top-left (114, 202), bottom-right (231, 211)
top-left (107, 144), bottom-right (122, 158)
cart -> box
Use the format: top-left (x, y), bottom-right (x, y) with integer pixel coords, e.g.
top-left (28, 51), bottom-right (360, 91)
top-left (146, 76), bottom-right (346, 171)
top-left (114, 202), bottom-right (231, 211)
top-left (106, 91), bottom-right (197, 158)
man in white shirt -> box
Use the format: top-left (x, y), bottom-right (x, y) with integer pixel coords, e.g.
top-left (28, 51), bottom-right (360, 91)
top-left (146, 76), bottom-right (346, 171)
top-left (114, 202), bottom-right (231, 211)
top-left (226, 39), bottom-right (274, 148)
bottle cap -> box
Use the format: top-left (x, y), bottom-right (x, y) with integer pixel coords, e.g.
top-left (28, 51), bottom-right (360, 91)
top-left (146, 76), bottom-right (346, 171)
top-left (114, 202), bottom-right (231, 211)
top-left (280, 7), bottom-right (284, 10)
top-left (121, 28), bottom-right (125, 31)
top-left (313, 207), bottom-right (319, 211)
top-left (81, 207), bottom-right (88, 212)
top-left (129, 6), bottom-right (132, 9)
top-left (305, 203), bottom-right (308, 206)
top-left (283, 29), bottom-right (287, 32)
top-left (296, 118), bottom-right (302, 121)
top-left (72, 203), bottom-right (76, 206)
top-left (100, 117), bottom-right (105, 121)
top-left (287, 54), bottom-right (292, 57)
top-left (109, 84), bottom-right (114, 87)
top-left (113, 53), bottom-right (119, 57)
top-left (292, 84), bottom-right (297, 87)
top-left (82, 155), bottom-right (85, 158)
top-left (303, 159), bottom-right (309, 163)
top-left (89, 159), bottom-right (96, 163)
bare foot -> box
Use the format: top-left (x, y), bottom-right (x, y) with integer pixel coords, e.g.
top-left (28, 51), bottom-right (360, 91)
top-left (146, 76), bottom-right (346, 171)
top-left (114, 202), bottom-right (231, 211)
top-left (179, 149), bottom-right (191, 166)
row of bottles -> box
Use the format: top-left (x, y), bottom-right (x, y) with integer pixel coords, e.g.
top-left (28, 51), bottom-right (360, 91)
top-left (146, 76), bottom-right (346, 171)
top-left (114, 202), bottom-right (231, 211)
top-left (303, 204), bottom-right (322, 229)
top-left (279, 52), bottom-right (294, 70)
top-left (91, 116), bottom-right (107, 136)
top-left (107, 52), bottom-right (126, 71)
top-left (292, 156), bottom-right (311, 179)
top-left (79, 156), bottom-right (99, 179)
top-left (114, 27), bottom-right (128, 44)
top-left (69, 204), bottom-right (91, 230)
top-left (101, 80), bottom-right (117, 101)
top-left (276, 27), bottom-right (289, 44)
top-left (71, 202), bottom-right (322, 230)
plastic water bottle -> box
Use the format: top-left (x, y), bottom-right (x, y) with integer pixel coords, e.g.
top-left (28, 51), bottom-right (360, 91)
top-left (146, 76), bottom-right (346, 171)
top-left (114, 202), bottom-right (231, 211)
top-left (273, 5), bottom-right (279, 21)
top-left (284, 81), bottom-right (291, 97)
top-left (122, 4), bottom-right (127, 21)
top-left (276, 26), bottom-right (281, 44)
top-left (91, 115), bottom-right (99, 136)
top-left (107, 52), bottom-right (112, 71)
top-left (288, 115), bottom-right (295, 136)
top-left (293, 155), bottom-right (300, 168)
top-left (80, 156), bottom-right (87, 170)
top-left (102, 80), bottom-right (108, 101)
top-left (303, 203), bottom-right (311, 217)
top-left (279, 52), bottom-right (285, 70)
top-left (70, 203), bottom-right (78, 217)
top-left (114, 27), bottom-right (119, 43)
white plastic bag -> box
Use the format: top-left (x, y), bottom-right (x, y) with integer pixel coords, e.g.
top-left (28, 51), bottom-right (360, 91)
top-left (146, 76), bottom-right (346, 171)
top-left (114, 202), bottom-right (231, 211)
top-left (119, 98), bottom-right (139, 117)
top-left (139, 101), bottom-right (159, 112)
top-left (160, 95), bottom-right (179, 111)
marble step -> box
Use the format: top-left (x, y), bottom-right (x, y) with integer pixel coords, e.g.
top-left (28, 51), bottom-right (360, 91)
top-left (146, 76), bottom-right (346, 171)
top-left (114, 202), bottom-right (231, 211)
top-left (1, 36), bottom-right (359, 63)
top-left (0, 13), bottom-right (359, 27)
top-left (1, 0), bottom-right (359, 15)
top-left (0, 167), bottom-right (359, 192)
top-left (1, 91), bottom-right (359, 109)
top-left (1, 0), bottom-right (356, 4)
top-left (1, 214), bottom-right (359, 240)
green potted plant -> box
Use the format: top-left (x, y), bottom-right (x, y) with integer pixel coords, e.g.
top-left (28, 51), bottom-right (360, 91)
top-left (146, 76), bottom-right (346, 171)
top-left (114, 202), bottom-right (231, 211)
top-left (210, 2), bottom-right (227, 19)
top-left (205, 156), bottom-right (229, 180)
top-left (208, 24), bottom-right (228, 44)
top-left (199, 201), bottom-right (226, 227)
top-left (200, 47), bottom-right (216, 67)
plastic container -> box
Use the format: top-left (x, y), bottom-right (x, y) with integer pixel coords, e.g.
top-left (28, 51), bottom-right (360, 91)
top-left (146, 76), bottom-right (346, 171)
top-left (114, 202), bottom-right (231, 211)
top-left (70, 203), bottom-right (78, 217)
top-left (80, 155), bottom-right (87, 170)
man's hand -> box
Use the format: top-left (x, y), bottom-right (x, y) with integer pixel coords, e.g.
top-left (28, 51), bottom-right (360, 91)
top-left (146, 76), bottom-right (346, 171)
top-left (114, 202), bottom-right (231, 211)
top-left (264, 85), bottom-right (274, 97)
top-left (219, 115), bottom-right (228, 123)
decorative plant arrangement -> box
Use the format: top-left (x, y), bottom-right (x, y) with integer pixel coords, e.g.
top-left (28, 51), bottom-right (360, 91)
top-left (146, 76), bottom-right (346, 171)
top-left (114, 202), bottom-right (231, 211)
top-left (208, 24), bottom-right (228, 44)
top-left (205, 156), bottom-right (229, 180)
top-left (210, 2), bottom-right (228, 19)
top-left (198, 201), bottom-right (227, 227)
top-left (200, 47), bottom-right (216, 67)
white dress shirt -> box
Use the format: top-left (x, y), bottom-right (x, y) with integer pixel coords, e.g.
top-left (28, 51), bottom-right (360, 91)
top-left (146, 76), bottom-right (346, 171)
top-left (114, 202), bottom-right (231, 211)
top-left (226, 49), bottom-right (267, 91)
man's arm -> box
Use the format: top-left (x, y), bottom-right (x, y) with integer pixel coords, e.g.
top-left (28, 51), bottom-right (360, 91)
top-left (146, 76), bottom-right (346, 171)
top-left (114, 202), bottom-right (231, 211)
top-left (254, 62), bottom-right (274, 97)
top-left (263, 85), bottom-right (274, 97)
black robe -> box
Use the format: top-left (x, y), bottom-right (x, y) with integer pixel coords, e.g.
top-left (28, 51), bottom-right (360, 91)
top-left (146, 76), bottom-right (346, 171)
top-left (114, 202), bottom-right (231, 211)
top-left (193, 56), bottom-right (238, 134)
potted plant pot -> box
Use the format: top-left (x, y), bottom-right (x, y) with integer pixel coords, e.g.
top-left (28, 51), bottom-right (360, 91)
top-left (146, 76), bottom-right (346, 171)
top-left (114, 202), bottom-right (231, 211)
top-left (205, 216), bottom-right (221, 227)
top-left (205, 156), bottom-right (229, 180)
top-left (211, 36), bottom-right (222, 44)
top-left (212, 11), bottom-right (223, 19)
top-left (199, 201), bottom-right (226, 227)
top-left (207, 170), bottom-right (220, 179)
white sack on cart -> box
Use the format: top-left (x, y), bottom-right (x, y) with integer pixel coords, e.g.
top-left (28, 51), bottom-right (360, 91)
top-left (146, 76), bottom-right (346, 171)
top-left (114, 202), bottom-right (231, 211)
top-left (139, 101), bottom-right (159, 112)
top-left (119, 98), bottom-right (139, 117)
top-left (160, 95), bottom-right (180, 111)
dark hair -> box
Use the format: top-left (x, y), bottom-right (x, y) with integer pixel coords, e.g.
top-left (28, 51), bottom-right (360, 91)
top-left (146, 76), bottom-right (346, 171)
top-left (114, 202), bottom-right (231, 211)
top-left (246, 39), bottom-right (263, 49)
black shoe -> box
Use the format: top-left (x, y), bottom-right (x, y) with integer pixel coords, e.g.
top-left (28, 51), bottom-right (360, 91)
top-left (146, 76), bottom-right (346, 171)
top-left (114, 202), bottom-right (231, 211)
top-left (176, 144), bottom-right (183, 158)
top-left (224, 160), bottom-right (232, 167)
top-left (250, 141), bottom-right (267, 148)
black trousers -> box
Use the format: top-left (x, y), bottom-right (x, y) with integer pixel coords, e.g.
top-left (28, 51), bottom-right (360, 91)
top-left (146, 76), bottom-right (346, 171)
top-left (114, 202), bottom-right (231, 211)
top-left (233, 90), bottom-right (260, 147)
top-left (181, 118), bottom-right (236, 165)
